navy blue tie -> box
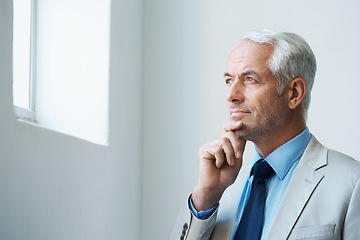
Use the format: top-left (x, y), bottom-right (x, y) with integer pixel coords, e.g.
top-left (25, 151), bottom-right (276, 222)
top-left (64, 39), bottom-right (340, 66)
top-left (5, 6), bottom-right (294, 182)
top-left (234, 161), bottom-right (274, 240)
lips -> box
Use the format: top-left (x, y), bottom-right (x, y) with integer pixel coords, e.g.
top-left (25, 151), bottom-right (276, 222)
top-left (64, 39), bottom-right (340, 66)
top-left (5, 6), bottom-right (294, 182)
top-left (230, 109), bottom-right (250, 114)
top-left (231, 109), bottom-right (249, 113)
top-left (230, 109), bottom-right (250, 120)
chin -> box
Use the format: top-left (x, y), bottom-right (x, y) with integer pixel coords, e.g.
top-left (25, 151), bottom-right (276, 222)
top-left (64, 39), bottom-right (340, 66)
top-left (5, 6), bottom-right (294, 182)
top-left (234, 127), bottom-right (250, 139)
top-left (234, 124), bottom-right (260, 141)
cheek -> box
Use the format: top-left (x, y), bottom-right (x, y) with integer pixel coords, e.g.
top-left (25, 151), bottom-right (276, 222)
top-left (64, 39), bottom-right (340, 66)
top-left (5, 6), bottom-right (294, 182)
top-left (253, 88), bottom-right (280, 113)
top-left (254, 96), bottom-right (282, 118)
top-left (251, 94), bottom-right (268, 114)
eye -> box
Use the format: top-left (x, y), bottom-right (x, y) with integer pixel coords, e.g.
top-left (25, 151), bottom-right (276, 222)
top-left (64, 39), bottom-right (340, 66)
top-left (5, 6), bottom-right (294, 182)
top-left (245, 76), bottom-right (258, 83)
top-left (225, 78), bottom-right (234, 86)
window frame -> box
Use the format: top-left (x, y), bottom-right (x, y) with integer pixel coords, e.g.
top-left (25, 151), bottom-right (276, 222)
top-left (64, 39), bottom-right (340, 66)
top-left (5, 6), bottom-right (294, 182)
top-left (13, 0), bottom-right (37, 122)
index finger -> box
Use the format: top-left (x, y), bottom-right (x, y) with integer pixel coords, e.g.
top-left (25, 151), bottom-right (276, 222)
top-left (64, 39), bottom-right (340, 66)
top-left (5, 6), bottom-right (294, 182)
top-left (222, 121), bottom-right (243, 135)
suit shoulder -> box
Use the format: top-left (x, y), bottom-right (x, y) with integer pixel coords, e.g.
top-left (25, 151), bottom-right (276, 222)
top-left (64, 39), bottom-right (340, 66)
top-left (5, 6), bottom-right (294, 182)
top-left (327, 149), bottom-right (359, 168)
top-left (325, 149), bottom-right (360, 181)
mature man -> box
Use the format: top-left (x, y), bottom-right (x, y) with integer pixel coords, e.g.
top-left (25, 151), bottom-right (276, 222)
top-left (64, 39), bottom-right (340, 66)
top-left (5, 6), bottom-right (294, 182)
top-left (170, 30), bottom-right (360, 240)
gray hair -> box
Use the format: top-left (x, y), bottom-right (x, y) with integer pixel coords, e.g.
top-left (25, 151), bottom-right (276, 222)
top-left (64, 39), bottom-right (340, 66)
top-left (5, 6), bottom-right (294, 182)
top-left (241, 29), bottom-right (316, 119)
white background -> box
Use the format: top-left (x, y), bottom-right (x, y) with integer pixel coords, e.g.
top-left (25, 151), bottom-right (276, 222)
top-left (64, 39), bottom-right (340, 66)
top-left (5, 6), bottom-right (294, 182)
top-left (0, 0), bottom-right (359, 239)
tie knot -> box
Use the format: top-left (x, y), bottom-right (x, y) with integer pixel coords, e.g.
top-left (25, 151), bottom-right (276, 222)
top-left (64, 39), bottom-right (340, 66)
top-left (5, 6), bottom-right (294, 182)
top-left (252, 161), bottom-right (273, 179)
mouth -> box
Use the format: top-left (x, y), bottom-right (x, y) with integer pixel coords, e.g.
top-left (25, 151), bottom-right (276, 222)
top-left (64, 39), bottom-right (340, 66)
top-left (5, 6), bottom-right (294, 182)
top-left (230, 110), bottom-right (250, 120)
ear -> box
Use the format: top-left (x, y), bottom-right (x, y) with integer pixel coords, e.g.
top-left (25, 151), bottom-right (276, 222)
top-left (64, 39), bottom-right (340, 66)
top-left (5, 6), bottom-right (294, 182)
top-left (287, 77), bottom-right (306, 110)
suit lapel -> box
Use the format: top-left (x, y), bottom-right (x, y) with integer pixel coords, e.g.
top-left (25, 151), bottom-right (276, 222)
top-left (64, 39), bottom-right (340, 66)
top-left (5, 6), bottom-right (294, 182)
top-left (266, 136), bottom-right (328, 240)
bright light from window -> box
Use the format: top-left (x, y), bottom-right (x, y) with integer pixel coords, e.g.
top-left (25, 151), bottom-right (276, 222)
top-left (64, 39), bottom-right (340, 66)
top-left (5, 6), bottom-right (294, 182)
top-left (13, 0), bottom-right (32, 110)
top-left (35, 0), bottom-right (110, 145)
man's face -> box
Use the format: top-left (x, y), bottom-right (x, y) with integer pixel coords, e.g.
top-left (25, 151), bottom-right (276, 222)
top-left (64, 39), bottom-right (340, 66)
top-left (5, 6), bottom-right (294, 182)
top-left (224, 40), bottom-right (290, 143)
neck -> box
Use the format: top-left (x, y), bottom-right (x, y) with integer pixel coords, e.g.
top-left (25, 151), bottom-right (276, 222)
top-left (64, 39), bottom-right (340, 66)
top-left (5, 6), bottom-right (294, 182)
top-left (254, 119), bottom-right (306, 158)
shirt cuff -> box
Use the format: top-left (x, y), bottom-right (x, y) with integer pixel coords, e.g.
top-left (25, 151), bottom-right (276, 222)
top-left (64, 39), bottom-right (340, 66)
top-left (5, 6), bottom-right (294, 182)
top-left (188, 196), bottom-right (219, 220)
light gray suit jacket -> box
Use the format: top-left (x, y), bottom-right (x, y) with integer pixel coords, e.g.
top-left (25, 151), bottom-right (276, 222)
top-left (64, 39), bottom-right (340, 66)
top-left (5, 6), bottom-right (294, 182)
top-left (170, 136), bottom-right (360, 240)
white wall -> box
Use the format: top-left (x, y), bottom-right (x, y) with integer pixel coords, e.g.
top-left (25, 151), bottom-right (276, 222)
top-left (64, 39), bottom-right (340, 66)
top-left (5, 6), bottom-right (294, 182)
top-left (1, 0), bottom-right (360, 240)
top-left (142, 0), bottom-right (360, 239)
top-left (0, 0), bottom-right (142, 239)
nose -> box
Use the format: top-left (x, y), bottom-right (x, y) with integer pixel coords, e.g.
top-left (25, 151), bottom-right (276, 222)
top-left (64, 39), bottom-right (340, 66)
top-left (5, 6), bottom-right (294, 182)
top-left (226, 79), bottom-right (245, 103)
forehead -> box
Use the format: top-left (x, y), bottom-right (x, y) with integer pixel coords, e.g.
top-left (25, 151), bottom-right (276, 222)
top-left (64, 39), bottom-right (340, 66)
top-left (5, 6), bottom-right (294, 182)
top-left (226, 40), bottom-right (274, 73)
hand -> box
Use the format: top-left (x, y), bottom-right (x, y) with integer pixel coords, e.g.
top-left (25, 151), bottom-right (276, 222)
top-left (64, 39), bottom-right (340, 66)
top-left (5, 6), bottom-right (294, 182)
top-left (191, 121), bottom-right (246, 211)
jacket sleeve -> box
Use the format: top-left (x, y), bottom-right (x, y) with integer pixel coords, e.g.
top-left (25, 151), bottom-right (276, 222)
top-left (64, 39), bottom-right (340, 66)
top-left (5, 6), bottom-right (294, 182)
top-left (343, 176), bottom-right (360, 239)
top-left (168, 196), bottom-right (218, 240)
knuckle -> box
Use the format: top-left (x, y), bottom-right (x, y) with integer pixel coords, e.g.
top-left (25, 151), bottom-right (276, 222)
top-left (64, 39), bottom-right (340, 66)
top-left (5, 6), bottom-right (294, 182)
top-left (232, 139), bottom-right (241, 148)
top-left (224, 131), bottom-right (234, 139)
top-left (199, 145), bottom-right (207, 152)
top-left (214, 148), bottom-right (223, 156)
top-left (219, 136), bottom-right (230, 144)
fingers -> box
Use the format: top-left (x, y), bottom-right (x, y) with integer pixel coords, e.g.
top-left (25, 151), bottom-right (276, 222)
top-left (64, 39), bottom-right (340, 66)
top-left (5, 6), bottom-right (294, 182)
top-left (201, 138), bottom-right (232, 168)
top-left (214, 138), bottom-right (235, 167)
top-left (224, 131), bottom-right (244, 159)
top-left (202, 135), bottom-right (245, 169)
top-left (213, 147), bottom-right (227, 168)
top-left (200, 121), bottom-right (246, 169)
top-left (222, 121), bottom-right (243, 135)
top-left (222, 120), bottom-right (246, 158)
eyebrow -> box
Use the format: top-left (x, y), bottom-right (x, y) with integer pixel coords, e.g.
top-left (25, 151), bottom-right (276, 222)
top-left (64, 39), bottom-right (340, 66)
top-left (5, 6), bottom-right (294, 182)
top-left (223, 70), bottom-right (257, 78)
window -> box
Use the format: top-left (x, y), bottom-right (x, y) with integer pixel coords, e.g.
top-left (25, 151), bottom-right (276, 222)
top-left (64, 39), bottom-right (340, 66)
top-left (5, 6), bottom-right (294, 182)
top-left (13, 0), bottom-right (36, 121)
top-left (13, 0), bottom-right (111, 145)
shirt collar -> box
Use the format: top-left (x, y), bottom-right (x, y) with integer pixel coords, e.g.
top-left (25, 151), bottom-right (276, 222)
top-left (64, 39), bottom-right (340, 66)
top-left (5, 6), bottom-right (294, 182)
top-left (251, 127), bottom-right (311, 180)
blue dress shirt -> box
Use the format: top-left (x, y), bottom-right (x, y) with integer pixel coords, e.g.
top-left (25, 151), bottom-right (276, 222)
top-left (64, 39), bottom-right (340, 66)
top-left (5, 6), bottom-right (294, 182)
top-left (190, 127), bottom-right (311, 240)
